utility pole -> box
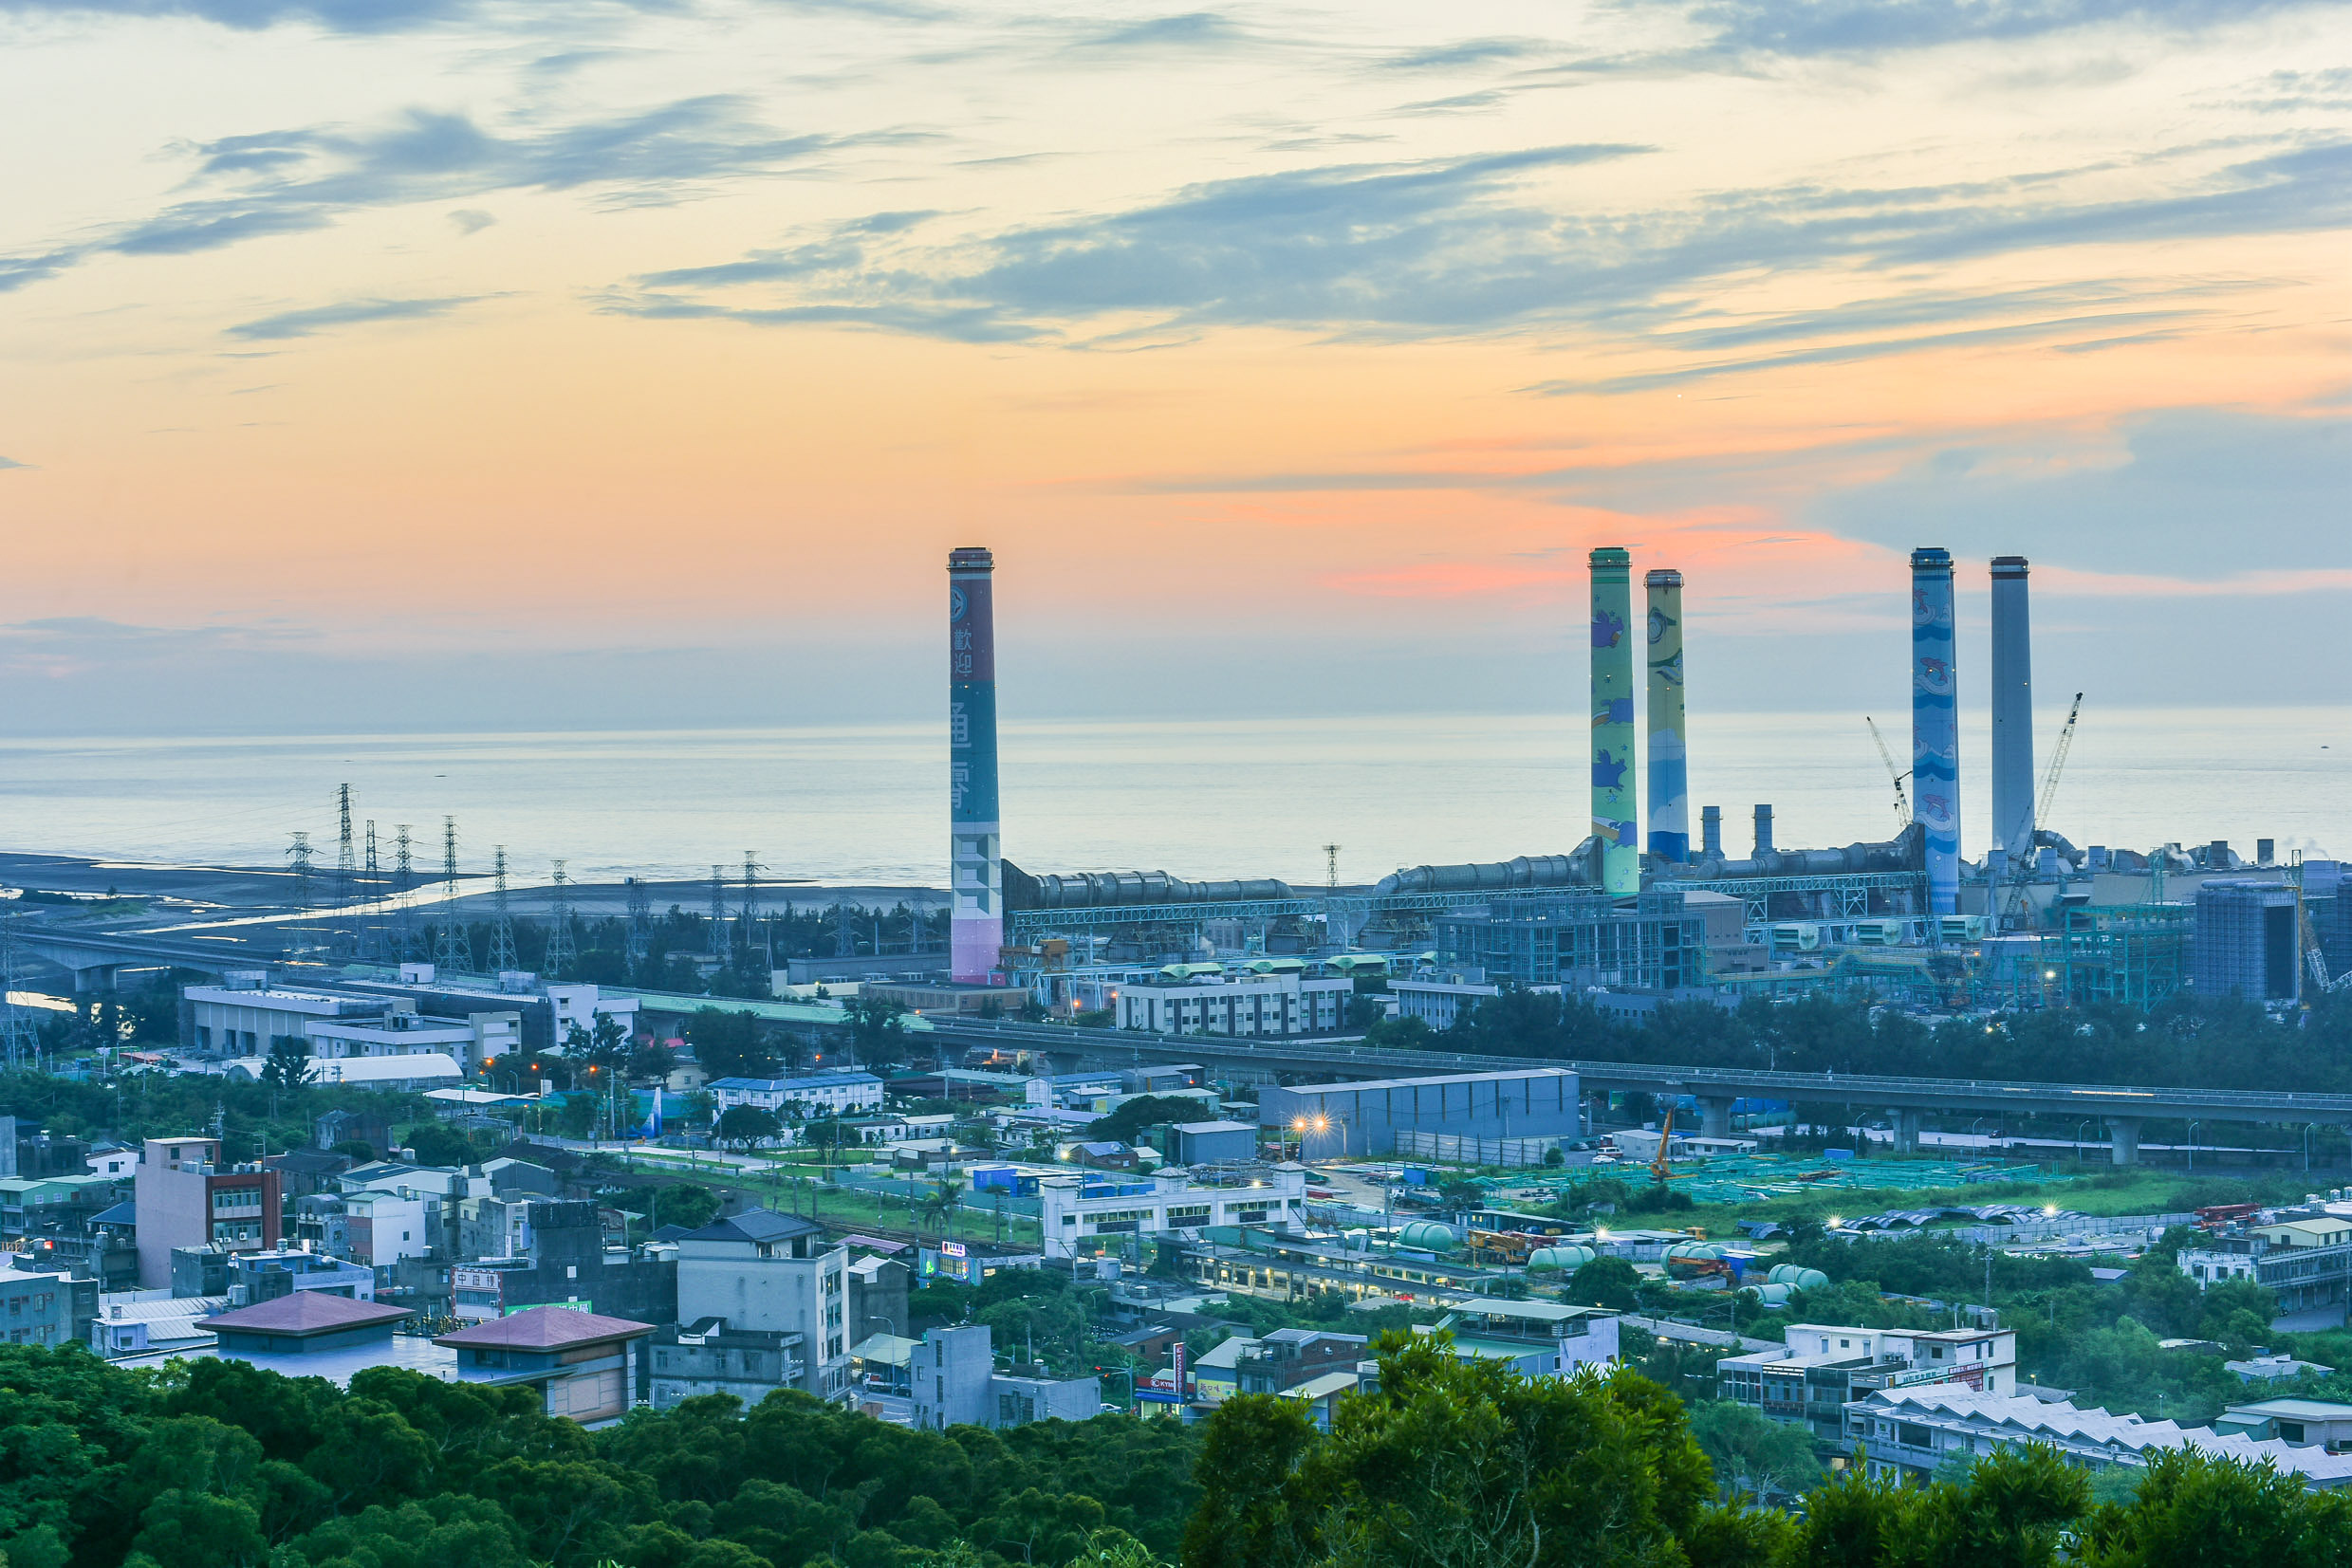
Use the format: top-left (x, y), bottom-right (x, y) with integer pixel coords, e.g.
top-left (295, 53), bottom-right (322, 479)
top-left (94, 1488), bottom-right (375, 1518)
top-left (544, 860), bottom-right (578, 980)
top-left (489, 847), bottom-right (521, 974)
top-left (434, 817), bottom-right (473, 973)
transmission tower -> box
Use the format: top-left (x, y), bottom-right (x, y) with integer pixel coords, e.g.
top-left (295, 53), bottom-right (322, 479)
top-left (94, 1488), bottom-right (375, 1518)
top-left (708, 866), bottom-right (731, 959)
top-left (742, 852), bottom-right (772, 971)
top-left (360, 821), bottom-right (381, 959)
top-left (335, 784), bottom-right (357, 912)
top-left (0, 922), bottom-right (43, 1069)
top-left (393, 824), bottom-right (417, 962)
top-left (287, 832), bottom-right (315, 956)
top-left (544, 860), bottom-right (578, 980)
top-left (433, 817), bottom-right (473, 973)
top-left (624, 876), bottom-right (653, 977)
top-left (833, 900), bottom-right (855, 958)
top-left (489, 846), bottom-right (521, 973)
top-left (902, 892), bottom-right (925, 955)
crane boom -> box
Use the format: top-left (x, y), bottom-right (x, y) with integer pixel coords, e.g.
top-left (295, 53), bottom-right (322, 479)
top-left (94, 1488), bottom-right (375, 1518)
top-left (1865, 716), bottom-right (1912, 829)
top-left (2002, 692), bottom-right (2083, 928)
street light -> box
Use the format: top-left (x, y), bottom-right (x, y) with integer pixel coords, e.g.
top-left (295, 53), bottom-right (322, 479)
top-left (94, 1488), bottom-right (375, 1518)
top-left (2187, 1121), bottom-right (2200, 1172)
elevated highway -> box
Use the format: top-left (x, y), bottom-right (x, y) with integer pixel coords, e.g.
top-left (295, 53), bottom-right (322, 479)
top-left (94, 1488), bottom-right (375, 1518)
top-left (2, 920), bottom-right (267, 989)
top-left (921, 1018), bottom-right (2352, 1165)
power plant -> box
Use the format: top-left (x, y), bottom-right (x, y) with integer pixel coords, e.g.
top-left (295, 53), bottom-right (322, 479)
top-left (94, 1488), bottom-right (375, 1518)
top-left (947, 545), bottom-right (1005, 984)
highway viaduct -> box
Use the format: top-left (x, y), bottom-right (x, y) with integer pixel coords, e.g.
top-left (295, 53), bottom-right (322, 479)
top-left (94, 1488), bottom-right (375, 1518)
top-left (920, 1019), bottom-right (2352, 1167)
top-left (2, 922), bottom-right (258, 991)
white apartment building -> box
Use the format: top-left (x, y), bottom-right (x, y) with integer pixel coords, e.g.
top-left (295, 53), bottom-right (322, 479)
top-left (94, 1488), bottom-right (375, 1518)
top-left (709, 1072), bottom-right (885, 1118)
top-left (1116, 969), bottom-right (1350, 1038)
top-left (547, 984), bottom-right (640, 1043)
top-left (1389, 976), bottom-right (1501, 1031)
top-left (1718, 1321), bottom-right (2017, 1442)
top-left (1038, 1166), bottom-right (1309, 1261)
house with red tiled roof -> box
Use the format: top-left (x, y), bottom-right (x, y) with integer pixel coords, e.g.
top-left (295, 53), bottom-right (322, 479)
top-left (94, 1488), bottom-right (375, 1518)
top-left (435, 1304), bottom-right (654, 1423)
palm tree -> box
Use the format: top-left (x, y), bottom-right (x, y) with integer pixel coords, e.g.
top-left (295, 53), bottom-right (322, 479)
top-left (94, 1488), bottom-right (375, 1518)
top-left (920, 1173), bottom-right (967, 1244)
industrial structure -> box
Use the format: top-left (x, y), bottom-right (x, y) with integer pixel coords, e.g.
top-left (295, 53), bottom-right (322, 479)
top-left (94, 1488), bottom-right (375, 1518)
top-left (1589, 547), bottom-right (1639, 895)
top-left (1644, 568), bottom-right (1689, 864)
top-left (948, 546), bottom-right (1004, 983)
top-left (1989, 556), bottom-right (2035, 861)
top-left (1910, 547), bottom-right (1962, 915)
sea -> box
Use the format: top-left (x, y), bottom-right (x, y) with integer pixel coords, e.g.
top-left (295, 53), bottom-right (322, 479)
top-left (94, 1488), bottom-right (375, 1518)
top-left (0, 708), bottom-right (2343, 890)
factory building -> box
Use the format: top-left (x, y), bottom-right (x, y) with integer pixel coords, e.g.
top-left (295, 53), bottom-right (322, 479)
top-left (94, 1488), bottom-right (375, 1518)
top-left (1433, 890), bottom-right (1709, 990)
top-left (2192, 881), bottom-right (2303, 1004)
top-left (1115, 968), bottom-right (1349, 1038)
top-left (1258, 1068), bottom-right (1580, 1156)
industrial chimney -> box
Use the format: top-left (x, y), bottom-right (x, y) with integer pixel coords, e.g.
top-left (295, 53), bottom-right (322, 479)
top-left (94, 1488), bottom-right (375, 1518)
top-left (1990, 556), bottom-right (2034, 859)
top-left (1701, 805), bottom-right (1723, 858)
top-left (1753, 804), bottom-right (1774, 855)
top-left (1590, 547), bottom-right (1638, 895)
top-left (1645, 569), bottom-right (1689, 862)
top-left (947, 546), bottom-right (1003, 982)
top-left (1911, 547), bottom-right (1961, 915)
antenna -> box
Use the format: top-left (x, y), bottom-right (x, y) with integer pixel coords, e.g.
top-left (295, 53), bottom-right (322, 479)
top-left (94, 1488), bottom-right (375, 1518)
top-left (434, 817), bottom-right (473, 973)
top-left (489, 846), bottom-right (521, 973)
top-left (544, 860), bottom-right (578, 980)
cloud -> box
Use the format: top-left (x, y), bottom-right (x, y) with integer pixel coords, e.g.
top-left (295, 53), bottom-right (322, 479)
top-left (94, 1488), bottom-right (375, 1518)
top-left (1076, 12), bottom-right (1246, 50)
top-left (1378, 37), bottom-right (1542, 70)
top-left (602, 134), bottom-right (2346, 359)
top-left (0, 456), bottom-right (28, 470)
top-left (447, 208), bottom-right (496, 234)
top-left (1684, 0), bottom-right (2333, 56)
top-left (226, 294), bottom-right (485, 340)
top-left (0, 97), bottom-right (838, 290)
top-left (0, 0), bottom-right (953, 34)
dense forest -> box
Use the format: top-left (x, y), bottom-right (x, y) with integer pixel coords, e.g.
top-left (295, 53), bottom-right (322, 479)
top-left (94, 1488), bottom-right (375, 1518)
top-left (1, 1327), bottom-right (2341, 1568)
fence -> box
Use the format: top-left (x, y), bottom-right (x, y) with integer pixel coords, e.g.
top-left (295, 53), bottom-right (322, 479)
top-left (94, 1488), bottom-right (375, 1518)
top-left (1397, 1131), bottom-right (1582, 1169)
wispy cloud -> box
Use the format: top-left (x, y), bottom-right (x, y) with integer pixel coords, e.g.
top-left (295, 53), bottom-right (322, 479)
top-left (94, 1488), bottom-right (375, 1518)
top-left (226, 294), bottom-right (485, 340)
top-left (1, 97), bottom-right (840, 291)
top-left (1684, 0), bottom-right (2334, 57)
top-left (0, 456), bottom-right (29, 470)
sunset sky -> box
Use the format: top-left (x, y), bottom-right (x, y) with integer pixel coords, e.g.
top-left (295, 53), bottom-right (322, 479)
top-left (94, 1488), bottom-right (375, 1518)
top-left (1, 0), bottom-right (2346, 734)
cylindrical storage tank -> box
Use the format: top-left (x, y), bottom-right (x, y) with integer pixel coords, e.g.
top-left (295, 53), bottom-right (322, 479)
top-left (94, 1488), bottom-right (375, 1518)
top-left (1740, 1282), bottom-right (1792, 1308)
top-left (1789, 1267), bottom-right (1829, 1292)
top-left (1528, 1244), bottom-right (1595, 1272)
top-left (1645, 569), bottom-right (1689, 862)
top-left (1590, 546), bottom-right (1639, 895)
top-left (1398, 1221), bottom-right (1457, 1251)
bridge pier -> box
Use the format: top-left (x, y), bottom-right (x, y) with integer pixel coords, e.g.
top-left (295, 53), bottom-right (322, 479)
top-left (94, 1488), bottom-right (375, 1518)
top-left (1892, 1108), bottom-right (1922, 1155)
top-left (71, 965), bottom-right (120, 994)
top-left (2109, 1117), bottom-right (2140, 1167)
top-left (1698, 1097), bottom-right (1735, 1140)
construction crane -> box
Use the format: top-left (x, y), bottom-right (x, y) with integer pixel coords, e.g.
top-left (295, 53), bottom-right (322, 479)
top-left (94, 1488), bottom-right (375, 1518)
top-left (2001, 692), bottom-right (2083, 929)
top-left (2297, 890), bottom-right (2352, 999)
top-left (1864, 717), bottom-right (1911, 829)
top-left (1650, 1101), bottom-right (1677, 1185)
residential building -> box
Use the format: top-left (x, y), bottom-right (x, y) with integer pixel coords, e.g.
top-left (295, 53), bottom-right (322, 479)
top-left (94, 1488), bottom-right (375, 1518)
top-left (2192, 880), bottom-right (2303, 1004)
top-left (0, 1172), bottom-right (126, 1250)
top-left (2215, 1398), bottom-right (2352, 1452)
top-left (1849, 1387), bottom-right (2352, 1491)
top-left (1232, 1329), bottom-right (1370, 1394)
top-left (1258, 1069), bottom-right (1581, 1157)
top-left (846, 1251), bottom-right (911, 1340)
top-left (911, 1323), bottom-right (994, 1430)
top-left (1424, 1301), bottom-right (1622, 1380)
top-left (1115, 968), bottom-right (1349, 1038)
top-left (0, 1255), bottom-right (92, 1349)
top-left (132, 1137), bottom-right (282, 1289)
top-left (194, 1293), bottom-right (445, 1387)
top-left (227, 1248), bottom-right (374, 1304)
top-left (1720, 1324), bottom-right (2019, 1442)
top-left (1435, 889), bottom-right (1708, 990)
top-left (447, 1200), bottom-right (676, 1324)
top-left (991, 1369), bottom-right (1102, 1425)
top-left (435, 1305), bottom-right (655, 1424)
top-left (675, 1210), bottom-right (852, 1400)
top-left (650, 1317), bottom-right (805, 1411)
top-left (1038, 1166), bottom-right (1309, 1261)
top-left (709, 1072), bottom-right (885, 1119)
top-left (1176, 1227), bottom-right (1509, 1304)
top-left (89, 1289), bottom-right (226, 1362)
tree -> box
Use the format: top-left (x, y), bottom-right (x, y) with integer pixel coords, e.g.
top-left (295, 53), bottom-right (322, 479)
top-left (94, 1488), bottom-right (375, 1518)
top-left (689, 1008), bottom-right (775, 1081)
top-left (1565, 1256), bottom-right (1642, 1311)
top-left (847, 997), bottom-right (909, 1076)
top-left (716, 1104), bottom-right (782, 1153)
top-left (259, 1035), bottom-right (311, 1091)
top-left (1087, 1095), bottom-right (1216, 1148)
top-left (651, 1183), bottom-right (724, 1232)
top-left (1685, 1401), bottom-right (1823, 1503)
top-left (2077, 1446), bottom-right (2352, 1567)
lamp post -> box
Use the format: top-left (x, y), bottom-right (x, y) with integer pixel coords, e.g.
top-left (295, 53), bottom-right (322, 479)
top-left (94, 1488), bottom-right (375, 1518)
top-left (2187, 1121), bottom-right (2200, 1172)
top-left (2075, 1119), bottom-right (2092, 1166)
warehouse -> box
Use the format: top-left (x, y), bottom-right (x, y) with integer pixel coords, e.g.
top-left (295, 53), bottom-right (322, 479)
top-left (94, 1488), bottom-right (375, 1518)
top-left (1258, 1068), bottom-right (1581, 1156)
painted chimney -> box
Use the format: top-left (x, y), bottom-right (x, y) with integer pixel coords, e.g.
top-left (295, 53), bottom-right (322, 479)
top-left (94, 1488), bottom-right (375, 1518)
top-left (1644, 569), bottom-right (1689, 862)
top-left (1990, 556), bottom-right (2034, 858)
top-left (1589, 547), bottom-right (1639, 895)
top-left (1911, 547), bottom-right (1961, 915)
top-left (948, 546), bottom-right (1003, 982)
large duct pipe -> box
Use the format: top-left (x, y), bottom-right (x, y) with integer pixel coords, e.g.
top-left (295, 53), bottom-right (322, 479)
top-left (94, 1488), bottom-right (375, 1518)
top-left (1701, 805), bottom-right (1722, 858)
top-left (1676, 821), bottom-right (1925, 882)
top-left (1374, 841), bottom-right (1602, 898)
top-left (1645, 569), bottom-right (1689, 863)
top-left (1990, 556), bottom-right (2034, 858)
top-left (1590, 547), bottom-right (1638, 895)
top-left (1911, 547), bottom-right (1961, 914)
top-left (1003, 864), bottom-right (1298, 910)
top-left (948, 546), bottom-right (1003, 981)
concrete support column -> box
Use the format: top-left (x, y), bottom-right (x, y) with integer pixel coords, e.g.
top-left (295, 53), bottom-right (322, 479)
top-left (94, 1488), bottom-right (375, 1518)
top-left (1698, 1097), bottom-right (1734, 1140)
top-left (1892, 1108), bottom-right (1922, 1155)
top-left (72, 965), bottom-right (118, 994)
top-left (2109, 1117), bottom-right (2140, 1167)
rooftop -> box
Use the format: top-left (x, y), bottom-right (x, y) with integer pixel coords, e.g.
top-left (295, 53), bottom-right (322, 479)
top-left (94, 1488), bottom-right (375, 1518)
top-left (199, 1293), bottom-right (411, 1337)
top-left (435, 1304), bottom-right (652, 1351)
top-left (680, 1209), bottom-right (829, 1245)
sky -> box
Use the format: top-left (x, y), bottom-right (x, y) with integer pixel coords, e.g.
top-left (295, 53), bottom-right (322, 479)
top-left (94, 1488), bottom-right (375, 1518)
top-left (0, 0), bottom-right (2347, 734)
